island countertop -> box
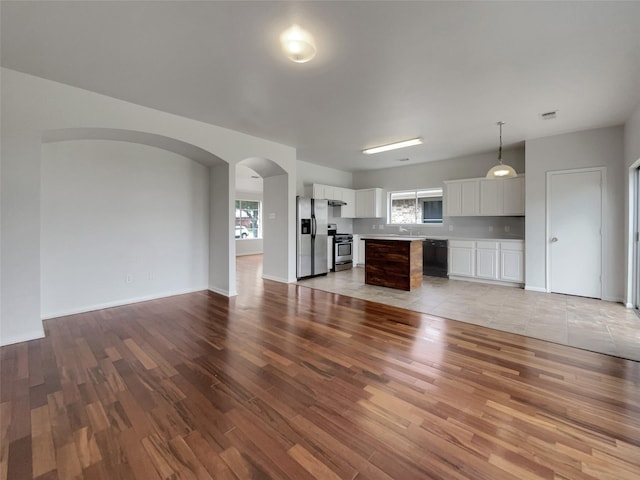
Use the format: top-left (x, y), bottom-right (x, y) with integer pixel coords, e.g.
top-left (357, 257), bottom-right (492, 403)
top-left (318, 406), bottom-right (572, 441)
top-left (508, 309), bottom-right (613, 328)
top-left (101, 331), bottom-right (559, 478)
top-left (357, 234), bottom-right (524, 243)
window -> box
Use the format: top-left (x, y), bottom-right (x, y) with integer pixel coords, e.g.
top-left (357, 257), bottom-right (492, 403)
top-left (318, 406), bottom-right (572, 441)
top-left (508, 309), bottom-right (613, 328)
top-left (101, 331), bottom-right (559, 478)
top-left (388, 188), bottom-right (443, 225)
top-left (235, 200), bottom-right (261, 239)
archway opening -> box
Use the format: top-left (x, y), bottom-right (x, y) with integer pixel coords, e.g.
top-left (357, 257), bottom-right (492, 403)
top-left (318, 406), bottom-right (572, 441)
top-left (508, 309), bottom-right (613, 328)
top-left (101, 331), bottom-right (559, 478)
top-left (39, 128), bottom-right (238, 317)
top-left (236, 157), bottom-right (290, 294)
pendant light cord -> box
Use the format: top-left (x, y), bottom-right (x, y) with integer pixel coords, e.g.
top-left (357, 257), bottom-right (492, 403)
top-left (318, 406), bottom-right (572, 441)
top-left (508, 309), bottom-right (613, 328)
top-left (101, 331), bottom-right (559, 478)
top-left (498, 121), bottom-right (504, 164)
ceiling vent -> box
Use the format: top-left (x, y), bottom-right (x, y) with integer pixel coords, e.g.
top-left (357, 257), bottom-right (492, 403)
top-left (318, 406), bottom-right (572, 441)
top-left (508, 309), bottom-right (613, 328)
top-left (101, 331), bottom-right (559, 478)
top-left (540, 110), bottom-right (558, 120)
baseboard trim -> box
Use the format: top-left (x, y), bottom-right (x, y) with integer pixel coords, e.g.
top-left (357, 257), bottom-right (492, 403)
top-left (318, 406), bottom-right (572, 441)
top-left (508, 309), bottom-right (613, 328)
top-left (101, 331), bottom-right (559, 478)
top-left (262, 274), bottom-right (290, 284)
top-left (525, 286), bottom-right (548, 293)
top-left (236, 251), bottom-right (264, 257)
top-left (602, 295), bottom-right (624, 304)
top-left (41, 287), bottom-right (209, 320)
top-left (448, 275), bottom-right (523, 288)
top-left (1, 328), bottom-right (46, 347)
top-left (208, 286), bottom-right (237, 297)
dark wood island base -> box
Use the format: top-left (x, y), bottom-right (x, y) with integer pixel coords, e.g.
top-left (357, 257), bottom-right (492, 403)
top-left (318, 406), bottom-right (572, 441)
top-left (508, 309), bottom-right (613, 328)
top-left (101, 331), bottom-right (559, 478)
top-left (364, 238), bottom-right (424, 291)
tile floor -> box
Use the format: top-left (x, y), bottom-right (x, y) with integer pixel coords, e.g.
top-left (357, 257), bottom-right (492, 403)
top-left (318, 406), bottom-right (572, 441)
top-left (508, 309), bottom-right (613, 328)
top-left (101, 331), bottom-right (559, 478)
top-left (297, 266), bottom-right (640, 362)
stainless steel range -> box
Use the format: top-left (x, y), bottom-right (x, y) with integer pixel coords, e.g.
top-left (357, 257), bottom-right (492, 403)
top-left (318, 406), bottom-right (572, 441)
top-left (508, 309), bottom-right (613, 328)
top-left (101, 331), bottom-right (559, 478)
top-left (328, 225), bottom-right (353, 272)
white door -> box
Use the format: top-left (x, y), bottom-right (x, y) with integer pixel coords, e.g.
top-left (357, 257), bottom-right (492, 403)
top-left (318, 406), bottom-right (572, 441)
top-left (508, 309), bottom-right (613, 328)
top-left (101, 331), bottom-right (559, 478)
top-left (548, 169), bottom-right (602, 298)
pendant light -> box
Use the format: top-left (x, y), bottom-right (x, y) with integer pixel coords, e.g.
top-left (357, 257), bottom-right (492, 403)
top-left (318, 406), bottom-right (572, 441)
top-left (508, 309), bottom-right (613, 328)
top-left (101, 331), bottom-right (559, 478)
top-left (486, 121), bottom-right (517, 179)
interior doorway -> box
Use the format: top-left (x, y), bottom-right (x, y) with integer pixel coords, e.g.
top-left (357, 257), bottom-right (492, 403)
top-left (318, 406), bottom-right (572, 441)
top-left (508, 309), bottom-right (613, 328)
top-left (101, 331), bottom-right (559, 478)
top-left (547, 168), bottom-right (604, 298)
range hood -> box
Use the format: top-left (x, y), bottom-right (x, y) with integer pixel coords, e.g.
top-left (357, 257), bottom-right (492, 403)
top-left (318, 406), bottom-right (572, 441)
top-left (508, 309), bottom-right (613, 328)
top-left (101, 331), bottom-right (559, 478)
top-left (327, 199), bottom-right (347, 206)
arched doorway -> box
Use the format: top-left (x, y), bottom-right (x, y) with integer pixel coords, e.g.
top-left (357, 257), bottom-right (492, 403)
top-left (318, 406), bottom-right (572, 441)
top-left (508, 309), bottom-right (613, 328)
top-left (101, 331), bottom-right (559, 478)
top-left (236, 157), bottom-right (290, 291)
top-left (39, 128), bottom-right (237, 317)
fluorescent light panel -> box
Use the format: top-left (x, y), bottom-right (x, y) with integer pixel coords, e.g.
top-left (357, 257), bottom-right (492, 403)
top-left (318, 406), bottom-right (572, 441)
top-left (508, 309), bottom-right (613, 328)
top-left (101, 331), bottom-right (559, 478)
top-left (362, 137), bottom-right (423, 155)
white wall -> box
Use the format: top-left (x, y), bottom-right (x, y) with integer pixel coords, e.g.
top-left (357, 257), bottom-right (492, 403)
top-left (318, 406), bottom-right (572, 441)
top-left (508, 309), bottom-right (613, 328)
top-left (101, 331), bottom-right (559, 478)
top-left (352, 147), bottom-right (526, 238)
top-left (525, 126), bottom-right (625, 302)
top-left (1, 68), bottom-right (297, 346)
top-left (41, 140), bottom-right (209, 317)
top-left (296, 160), bottom-right (353, 196)
top-left (625, 102), bottom-right (640, 169)
top-left (262, 174), bottom-right (290, 283)
top-left (236, 190), bottom-right (264, 256)
top-left (624, 102), bottom-right (640, 306)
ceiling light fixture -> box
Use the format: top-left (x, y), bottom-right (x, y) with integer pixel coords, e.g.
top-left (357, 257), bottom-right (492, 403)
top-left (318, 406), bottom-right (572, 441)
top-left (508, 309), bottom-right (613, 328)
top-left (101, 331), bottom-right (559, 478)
top-left (486, 122), bottom-right (517, 179)
top-left (280, 24), bottom-right (316, 63)
top-left (362, 137), bottom-right (423, 155)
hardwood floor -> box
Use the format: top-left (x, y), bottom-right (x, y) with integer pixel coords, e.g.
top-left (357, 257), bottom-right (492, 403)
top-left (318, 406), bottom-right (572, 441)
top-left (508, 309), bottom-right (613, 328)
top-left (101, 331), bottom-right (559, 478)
top-left (2, 254), bottom-right (639, 479)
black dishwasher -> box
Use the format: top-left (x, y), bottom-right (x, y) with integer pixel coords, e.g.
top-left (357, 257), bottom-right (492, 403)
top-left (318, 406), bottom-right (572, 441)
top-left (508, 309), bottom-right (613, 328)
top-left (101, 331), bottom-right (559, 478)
top-left (423, 239), bottom-right (448, 277)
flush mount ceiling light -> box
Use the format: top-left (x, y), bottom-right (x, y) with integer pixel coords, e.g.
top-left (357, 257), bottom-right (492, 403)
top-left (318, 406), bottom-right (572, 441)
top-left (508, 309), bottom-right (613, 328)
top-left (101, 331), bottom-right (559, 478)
top-left (280, 24), bottom-right (316, 63)
top-left (362, 137), bottom-right (423, 155)
top-left (486, 122), bottom-right (517, 179)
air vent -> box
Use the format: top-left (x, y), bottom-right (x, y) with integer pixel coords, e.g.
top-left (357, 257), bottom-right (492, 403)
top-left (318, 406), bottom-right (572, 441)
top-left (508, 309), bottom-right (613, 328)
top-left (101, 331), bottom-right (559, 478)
top-left (540, 110), bottom-right (558, 120)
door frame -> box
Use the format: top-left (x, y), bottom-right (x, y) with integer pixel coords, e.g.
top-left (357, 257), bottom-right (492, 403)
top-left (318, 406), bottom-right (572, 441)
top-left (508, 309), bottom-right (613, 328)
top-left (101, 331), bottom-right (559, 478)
top-left (627, 159), bottom-right (640, 309)
top-left (545, 167), bottom-right (606, 295)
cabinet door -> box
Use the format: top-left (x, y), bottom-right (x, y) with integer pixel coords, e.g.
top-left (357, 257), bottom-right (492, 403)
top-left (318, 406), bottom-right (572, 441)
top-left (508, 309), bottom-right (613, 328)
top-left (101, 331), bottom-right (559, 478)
top-left (503, 176), bottom-right (525, 215)
top-left (312, 184), bottom-right (326, 199)
top-left (500, 242), bottom-right (524, 282)
top-left (476, 244), bottom-right (499, 279)
top-left (480, 180), bottom-right (503, 215)
top-left (355, 189), bottom-right (374, 217)
top-left (444, 182), bottom-right (462, 216)
top-left (449, 247), bottom-right (475, 276)
top-left (340, 189), bottom-right (356, 218)
top-left (460, 180), bottom-right (480, 215)
top-left (359, 238), bottom-right (366, 265)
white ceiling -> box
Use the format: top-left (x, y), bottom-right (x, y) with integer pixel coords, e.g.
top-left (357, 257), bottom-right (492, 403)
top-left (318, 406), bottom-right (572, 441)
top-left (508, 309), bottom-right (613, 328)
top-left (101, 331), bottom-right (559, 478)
top-left (2, 1), bottom-right (640, 172)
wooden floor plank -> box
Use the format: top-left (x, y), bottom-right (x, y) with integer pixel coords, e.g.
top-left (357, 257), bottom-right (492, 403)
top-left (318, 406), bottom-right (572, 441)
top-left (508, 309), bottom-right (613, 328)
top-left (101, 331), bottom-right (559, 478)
top-left (1, 255), bottom-right (639, 479)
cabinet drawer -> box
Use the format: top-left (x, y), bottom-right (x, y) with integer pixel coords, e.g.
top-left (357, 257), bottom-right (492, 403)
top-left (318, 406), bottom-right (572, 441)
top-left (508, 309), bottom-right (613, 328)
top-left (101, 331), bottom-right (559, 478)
top-left (500, 241), bottom-right (524, 252)
top-left (477, 241), bottom-right (499, 250)
top-left (449, 240), bottom-right (475, 249)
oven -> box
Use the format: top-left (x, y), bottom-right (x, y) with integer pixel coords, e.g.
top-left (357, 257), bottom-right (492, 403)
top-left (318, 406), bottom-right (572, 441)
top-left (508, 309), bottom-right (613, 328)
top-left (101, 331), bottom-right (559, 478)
top-left (333, 234), bottom-right (353, 272)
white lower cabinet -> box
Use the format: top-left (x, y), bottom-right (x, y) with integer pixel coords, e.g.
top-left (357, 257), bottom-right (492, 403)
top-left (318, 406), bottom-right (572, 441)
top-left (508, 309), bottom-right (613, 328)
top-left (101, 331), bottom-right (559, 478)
top-left (476, 242), bottom-right (499, 279)
top-left (448, 239), bottom-right (524, 285)
top-left (500, 242), bottom-right (524, 282)
top-left (448, 241), bottom-right (476, 277)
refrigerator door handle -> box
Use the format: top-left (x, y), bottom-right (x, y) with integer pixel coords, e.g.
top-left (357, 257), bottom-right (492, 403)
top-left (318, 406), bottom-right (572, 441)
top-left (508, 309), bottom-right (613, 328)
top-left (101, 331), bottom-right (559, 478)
top-left (311, 215), bottom-right (316, 237)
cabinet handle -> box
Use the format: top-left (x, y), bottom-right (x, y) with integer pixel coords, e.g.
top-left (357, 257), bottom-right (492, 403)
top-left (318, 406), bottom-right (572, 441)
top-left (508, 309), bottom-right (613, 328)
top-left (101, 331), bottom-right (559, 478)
top-left (550, 237), bottom-right (558, 243)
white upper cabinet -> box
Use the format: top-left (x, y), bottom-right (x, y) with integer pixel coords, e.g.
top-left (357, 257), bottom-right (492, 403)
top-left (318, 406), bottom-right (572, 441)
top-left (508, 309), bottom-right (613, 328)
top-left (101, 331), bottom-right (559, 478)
top-left (312, 183), bottom-right (329, 200)
top-left (502, 176), bottom-right (525, 215)
top-left (444, 180), bottom-right (480, 216)
top-left (311, 183), bottom-right (358, 218)
top-left (340, 188), bottom-right (356, 218)
top-left (479, 180), bottom-right (503, 216)
top-left (355, 188), bottom-right (384, 218)
top-left (445, 175), bottom-right (524, 217)
top-left (312, 183), bottom-right (384, 218)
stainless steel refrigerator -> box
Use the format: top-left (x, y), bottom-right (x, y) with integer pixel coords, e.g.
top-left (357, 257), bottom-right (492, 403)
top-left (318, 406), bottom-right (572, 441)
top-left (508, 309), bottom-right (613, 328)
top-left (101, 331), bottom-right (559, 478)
top-left (296, 197), bottom-right (329, 279)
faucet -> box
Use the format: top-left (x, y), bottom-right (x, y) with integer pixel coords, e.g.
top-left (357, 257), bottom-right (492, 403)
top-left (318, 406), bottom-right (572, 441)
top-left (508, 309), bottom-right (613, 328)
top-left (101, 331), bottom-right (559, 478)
top-left (399, 226), bottom-right (413, 236)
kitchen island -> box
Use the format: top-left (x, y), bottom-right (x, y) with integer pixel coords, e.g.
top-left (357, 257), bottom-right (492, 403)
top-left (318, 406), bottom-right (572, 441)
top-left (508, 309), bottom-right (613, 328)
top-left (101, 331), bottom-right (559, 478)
top-left (364, 238), bottom-right (423, 291)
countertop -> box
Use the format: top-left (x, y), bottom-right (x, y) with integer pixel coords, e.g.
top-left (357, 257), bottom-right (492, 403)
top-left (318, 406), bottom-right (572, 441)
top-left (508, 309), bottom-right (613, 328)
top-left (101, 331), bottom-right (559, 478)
top-left (355, 234), bottom-right (524, 242)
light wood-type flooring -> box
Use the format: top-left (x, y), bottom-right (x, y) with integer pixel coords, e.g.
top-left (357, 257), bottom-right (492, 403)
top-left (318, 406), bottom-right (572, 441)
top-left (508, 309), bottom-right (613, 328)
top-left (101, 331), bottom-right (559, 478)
top-left (1, 254), bottom-right (639, 479)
